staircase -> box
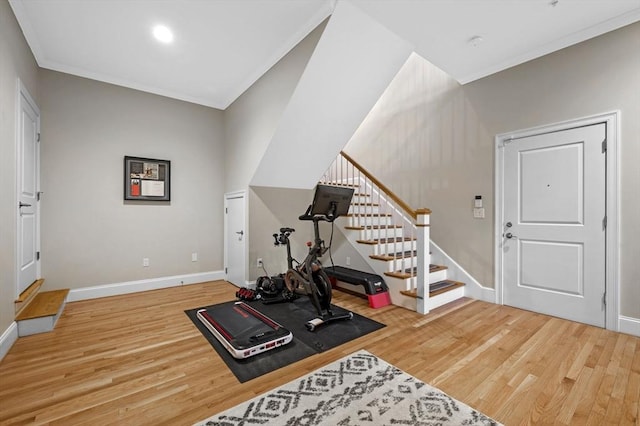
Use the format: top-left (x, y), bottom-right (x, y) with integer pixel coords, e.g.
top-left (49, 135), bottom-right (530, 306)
top-left (14, 280), bottom-right (69, 336)
top-left (320, 151), bottom-right (465, 314)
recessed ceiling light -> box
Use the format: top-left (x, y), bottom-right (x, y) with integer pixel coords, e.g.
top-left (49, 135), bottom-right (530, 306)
top-left (153, 25), bottom-right (173, 44)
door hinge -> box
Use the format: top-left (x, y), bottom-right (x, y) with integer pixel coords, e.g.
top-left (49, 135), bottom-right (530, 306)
top-left (37, 133), bottom-right (41, 142)
top-left (602, 215), bottom-right (607, 230)
top-left (225, 267), bottom-right (227, 274)
top-left (37, 191), bottom-right (42, 201)
top-left (36, 251), bottom-right (40, 261)
top-left (602, 292), bottom-right (606, 307)
top-left (225, 207), bottom-right (228, 214)
top-left (601, 138), bottom-right (607, 153)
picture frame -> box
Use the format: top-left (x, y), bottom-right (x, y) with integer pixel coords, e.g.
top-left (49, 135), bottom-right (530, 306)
top-left (124, 156), bottom-right (171, 201)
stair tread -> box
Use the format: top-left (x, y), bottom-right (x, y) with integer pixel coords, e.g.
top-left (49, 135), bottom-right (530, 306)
top-left (323, 182), bottom-right (359, 188)
top-left (370, 250), bottom-right (417, 261)
top-left (346, 213), bottom-right (392, 217)
top-left (400, 280), bottom-right (465, 298)
top-left (350, 202), bottom-right (380, 206)
top-left (346, 225), bottom-right (404, 231)
top-left (16, 289), bottom-right (69, 320)
top-left (384, 264), bottom-right (448, 279)
top-left (357, 237), bottom-right (415, 245)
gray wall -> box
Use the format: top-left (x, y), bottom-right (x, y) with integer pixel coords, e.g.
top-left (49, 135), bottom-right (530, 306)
top-left (39, 70), bottom-right (225, 289)
top-left (345, 53), bottom-right (494, 286)
top-left (346, 23), bottom-right (640, 318)
top-left (466, 22), bottom-right (640, 318)
top-left (249, 187), bottom-right (371, 281)
top-left (0, 1), bottom-right (40, 335)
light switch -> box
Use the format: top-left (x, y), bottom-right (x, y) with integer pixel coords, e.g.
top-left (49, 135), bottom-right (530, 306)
top-left (473, 207), bottom-right (485, 219)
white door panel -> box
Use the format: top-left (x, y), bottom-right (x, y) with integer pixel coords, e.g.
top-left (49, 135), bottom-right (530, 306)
top-left (519, 142), bottom-right (583, 224)
top-left (17, 86), bottom-right (40, 295)
top-left (225, 193), bottom-right (246, 287)
top-left (503, 123), bottom-right (606, 327)
top-left (519, 240), bottom-right (583, 295)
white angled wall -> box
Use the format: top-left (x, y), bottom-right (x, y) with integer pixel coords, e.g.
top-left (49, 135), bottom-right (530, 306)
top-left (250, 1), bottom-right (413, 189)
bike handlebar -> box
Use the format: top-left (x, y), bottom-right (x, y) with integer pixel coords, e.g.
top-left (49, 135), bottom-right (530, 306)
top-left (298, 204), bottom-right (337, 222)
top-left (273, 227), bottom-right (295, 246)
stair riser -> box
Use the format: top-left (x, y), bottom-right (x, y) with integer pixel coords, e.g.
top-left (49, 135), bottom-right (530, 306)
top-left (429, 269), bottom-right (448, 284)
top-left (371, 240), bottom-right (416, 255)
top-left (351, 195), bottom-right (371, 204)
top-left (348, 216), bottom-right (393, 227)
top-left (349, 205), bottom-right (382, 215)
top-left (386, 269), bottom-right (449, 285)
top-left (427, 286), bottom-right (465, 310)
top-left (359, 228), bottom-right (404, 240)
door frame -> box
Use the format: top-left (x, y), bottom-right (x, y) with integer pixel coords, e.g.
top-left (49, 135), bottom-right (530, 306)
top-left (15, 79), bottom-right (41, 297)
top-left (494, 111), bottom-right (619, 331)
top-left (223, 190), bottom-right (247, 286)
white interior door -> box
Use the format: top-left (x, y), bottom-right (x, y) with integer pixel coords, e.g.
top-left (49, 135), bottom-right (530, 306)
top-left (502, 123), bottom-right (606, 327)
top-left (17, 84), bottom-right (41, 295)
top-left (224, 192), bottom-right (246, 286)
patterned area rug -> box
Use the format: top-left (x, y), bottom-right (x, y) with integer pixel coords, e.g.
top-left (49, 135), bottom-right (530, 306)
top-left (195, 350), bottom-right (502, 426)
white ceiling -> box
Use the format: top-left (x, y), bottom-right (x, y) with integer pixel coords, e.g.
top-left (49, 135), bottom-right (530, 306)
top-left (9, 0), bottom-right (640, 110)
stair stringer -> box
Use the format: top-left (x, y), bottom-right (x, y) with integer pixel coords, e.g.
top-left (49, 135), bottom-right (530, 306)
top-left (429, 240), bottom-right (496, 303)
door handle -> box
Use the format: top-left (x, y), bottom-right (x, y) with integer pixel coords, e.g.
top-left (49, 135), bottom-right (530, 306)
top-left (235, 230), bottom-right (244, 236)
top-left (19, 202), bottom-right (32, 208)
top-left (505, 232), bottom-right (517, 239)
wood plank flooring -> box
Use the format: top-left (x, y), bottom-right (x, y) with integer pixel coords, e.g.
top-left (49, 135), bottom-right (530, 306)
top-left (0, 281), bottom-right (638, 425)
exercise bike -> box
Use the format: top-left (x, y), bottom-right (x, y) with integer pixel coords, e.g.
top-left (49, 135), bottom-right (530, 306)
top-left (273, 184), bottom-right (355, 331)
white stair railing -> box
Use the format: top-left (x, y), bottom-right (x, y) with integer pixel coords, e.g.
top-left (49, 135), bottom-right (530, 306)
top-left (320, 151), bottom-right (432, 314)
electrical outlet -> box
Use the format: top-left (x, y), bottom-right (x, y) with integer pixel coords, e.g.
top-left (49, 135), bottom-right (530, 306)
top-left (346, 256), bottom-right (351, 266)
top-left (191, 252), bottom-right (198, 262)
top-left (257, 258), bottom-right (263, 268)
top-left (143, 257), bottom-right (149, 267)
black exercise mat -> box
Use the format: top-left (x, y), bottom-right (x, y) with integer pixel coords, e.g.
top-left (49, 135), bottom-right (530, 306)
top-left (185, 296), bottom-right (385, 383)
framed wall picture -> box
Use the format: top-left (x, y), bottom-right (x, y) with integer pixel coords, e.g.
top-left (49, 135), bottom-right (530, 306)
top-left (124, 156), bottom-right (171, 201)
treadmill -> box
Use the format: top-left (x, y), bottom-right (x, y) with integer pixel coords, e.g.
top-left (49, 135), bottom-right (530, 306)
top-left (197, 301), bottom-right (293, 359)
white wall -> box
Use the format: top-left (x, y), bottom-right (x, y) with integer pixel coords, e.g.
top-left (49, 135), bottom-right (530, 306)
top-left (346, 23), bottom-right (640, 319)
top-left (0, 0), bottom-right (40, 337)
top-left (250, 1), bottom-right (412, 189)
top-left (39, 70), bottom-right (225, 290)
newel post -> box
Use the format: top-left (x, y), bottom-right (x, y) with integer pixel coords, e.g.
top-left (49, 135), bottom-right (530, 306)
top-left (415, 208), bottom-right (431, 315)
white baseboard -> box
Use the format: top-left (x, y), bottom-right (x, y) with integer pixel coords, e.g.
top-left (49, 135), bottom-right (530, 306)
top-left (0, 322), bottom-right (18, 362)
top-left (618, 315), bottom-right (640, 337)
top-left (479, 286), bottom-right (496, 303)
top-left (68, 270), bottom-right (224, 302)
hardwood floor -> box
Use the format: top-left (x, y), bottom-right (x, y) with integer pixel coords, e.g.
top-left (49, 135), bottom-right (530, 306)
top-left (0, 281), bottom-right (638, 425)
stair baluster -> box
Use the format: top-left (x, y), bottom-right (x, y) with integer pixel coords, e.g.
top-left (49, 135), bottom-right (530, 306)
top-left (321, 151), bottom-right (434, 313)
